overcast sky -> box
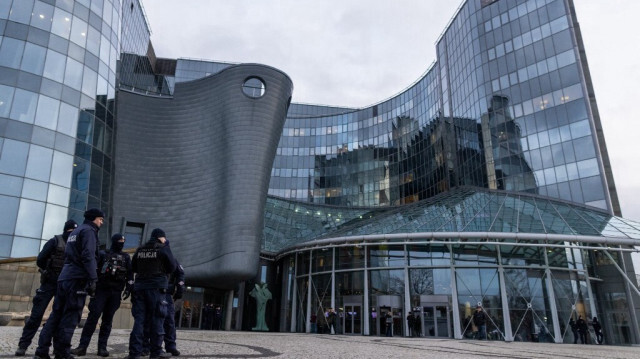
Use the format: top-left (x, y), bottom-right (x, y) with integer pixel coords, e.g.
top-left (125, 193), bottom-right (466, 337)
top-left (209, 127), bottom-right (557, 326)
top-left (142, 0), bottom-right (640, 223)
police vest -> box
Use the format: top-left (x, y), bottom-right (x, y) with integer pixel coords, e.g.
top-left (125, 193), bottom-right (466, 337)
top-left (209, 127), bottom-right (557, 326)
top-left (47, 235), bottom-right (66, 275)
top-left (100, 252), bottom-right (128, 283)
top-left (135, 244), bottom-right (164, 278)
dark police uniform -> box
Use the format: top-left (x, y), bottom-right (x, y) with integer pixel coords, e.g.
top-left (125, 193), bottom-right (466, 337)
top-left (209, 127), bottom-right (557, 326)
top-left (15, 220), bottom-right (77, 356)
top-left (141, 257), bottom-right (185, 356)
top-left (163, 260), bottom-right (185, 355)
top-left (72, 234), bottom-right (133, 357)
top-left (127, 228), bottom-right (176, 359)
top-left (34, 209), bottom-right (103, 359)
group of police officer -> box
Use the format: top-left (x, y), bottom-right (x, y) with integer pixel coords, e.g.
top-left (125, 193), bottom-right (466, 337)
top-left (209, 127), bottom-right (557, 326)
top-left (14, 209), bottom-right (185, 359)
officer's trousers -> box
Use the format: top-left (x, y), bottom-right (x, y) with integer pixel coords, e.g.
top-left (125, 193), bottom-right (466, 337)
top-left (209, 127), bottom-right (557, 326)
top-left (128, 288), bottom-right (167, 357)
top-left (78, 286), bottom-right (122, 350)
top-left (35, 280), bottom-right (87, 357)
top-left (163, 294), bottom-right (177, 351)
top-left (17, 281), bottom-right (56, 349)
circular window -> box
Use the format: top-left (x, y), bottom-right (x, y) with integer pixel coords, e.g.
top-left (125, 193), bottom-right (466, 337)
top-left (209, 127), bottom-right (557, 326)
top-left (242, 77), bottom-right (266, 98)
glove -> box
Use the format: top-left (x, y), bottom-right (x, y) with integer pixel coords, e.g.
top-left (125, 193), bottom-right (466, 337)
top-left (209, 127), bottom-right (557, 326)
top-left (122, 280), bottom-right (133, 300)
top-left (173, 285), bottom-right (184, 300)
top-left (87, 280), bottom-right (97, 297)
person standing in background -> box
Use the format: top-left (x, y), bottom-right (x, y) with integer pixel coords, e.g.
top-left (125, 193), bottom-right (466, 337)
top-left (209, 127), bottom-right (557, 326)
top-left (14, 220), bottom-right (77, 357)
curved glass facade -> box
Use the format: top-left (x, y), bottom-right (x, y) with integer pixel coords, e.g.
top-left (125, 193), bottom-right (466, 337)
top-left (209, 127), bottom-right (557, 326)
top-left (0, 0), bottom-right (122, 256)
top-left (268, 0), bottom-right (619, 216)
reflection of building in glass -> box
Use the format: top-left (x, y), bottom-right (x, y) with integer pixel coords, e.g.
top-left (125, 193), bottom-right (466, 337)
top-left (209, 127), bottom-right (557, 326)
top-left (1, 0), bottom-right (639, 346)
top-left (481, 95), bottom-right (537, 192)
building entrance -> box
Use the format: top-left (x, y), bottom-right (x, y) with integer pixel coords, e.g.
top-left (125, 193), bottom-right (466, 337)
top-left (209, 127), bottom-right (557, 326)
top-left (342, 295), bottom-right (362, 335)
top-left (420, 295), bottom-right (451, 338)
top-left (374, 295), bottom-right (403, 336)
top-left (343, 304), bottom-right (362, 334)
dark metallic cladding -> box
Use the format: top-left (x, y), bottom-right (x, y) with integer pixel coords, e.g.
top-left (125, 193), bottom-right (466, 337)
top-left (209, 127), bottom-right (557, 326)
top-left (114, 64), bottom-right (293, 288)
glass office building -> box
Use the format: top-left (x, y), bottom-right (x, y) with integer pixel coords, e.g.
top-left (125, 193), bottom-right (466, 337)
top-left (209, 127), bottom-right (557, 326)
top-left (1, 0), bottom-right (639, 345)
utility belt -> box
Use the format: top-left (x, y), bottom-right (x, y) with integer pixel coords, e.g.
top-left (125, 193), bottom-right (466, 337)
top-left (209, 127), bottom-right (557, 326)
top-left (39, 269), bottom-right (60, 284)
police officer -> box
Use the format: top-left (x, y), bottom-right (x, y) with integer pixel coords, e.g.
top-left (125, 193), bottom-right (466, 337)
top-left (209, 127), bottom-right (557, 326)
top-left (163, 259), bottom-right (185, 356)
top-left (14, 220), bottom-right (77, 357)
top-left (34, 208), bottom-right (103, 359)
top-left (71, 234), bottom-right (133, 357)
top-left (141, 256), bottom-right (185, 357)
top-left (126, 228), bottom-right (176, 359)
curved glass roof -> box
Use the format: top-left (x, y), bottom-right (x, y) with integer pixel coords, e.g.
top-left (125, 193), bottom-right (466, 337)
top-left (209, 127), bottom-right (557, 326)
top-left (262, 187), bottom-right (640, 253)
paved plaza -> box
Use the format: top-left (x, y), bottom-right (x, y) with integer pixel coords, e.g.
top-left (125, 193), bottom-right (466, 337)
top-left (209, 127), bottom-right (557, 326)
top-left (1, 327), bottom-right (639, 358)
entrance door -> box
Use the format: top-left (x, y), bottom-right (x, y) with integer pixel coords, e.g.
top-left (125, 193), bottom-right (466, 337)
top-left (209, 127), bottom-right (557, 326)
top-left (422, 304), bottom-right (451, 338)
top-left (343, 305), bottom-right (362, 335)
top-left (375, 295), bottom-right (404, 337)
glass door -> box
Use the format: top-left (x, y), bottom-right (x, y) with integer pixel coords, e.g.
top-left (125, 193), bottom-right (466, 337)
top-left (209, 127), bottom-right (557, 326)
top-left (422, 305), bottom-right (451, 338)
top-left (343, 305), bottom-right (362, 334)
top-left (435, 305), bottom-right (450, 338)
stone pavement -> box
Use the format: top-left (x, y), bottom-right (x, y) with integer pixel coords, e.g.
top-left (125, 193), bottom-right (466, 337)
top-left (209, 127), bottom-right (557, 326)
top-left (1, 327), bottom-right (639, 359)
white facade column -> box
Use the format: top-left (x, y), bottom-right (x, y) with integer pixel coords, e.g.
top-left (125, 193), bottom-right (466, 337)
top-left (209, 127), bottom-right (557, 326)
top-left (306, 251), bottom-right (313, 333)
top-left (363, 246), bottom-right (370, 335)
top-left (498, 266), bottom-right (514, 341)
top-left (451, 265), bottom-right (462, 339)
top-left (404, 245), bottom-right (411, 337)
top-left (224, 289), bottom-right (234, 331)
top-left (545, 268), bottom-right (562, 343)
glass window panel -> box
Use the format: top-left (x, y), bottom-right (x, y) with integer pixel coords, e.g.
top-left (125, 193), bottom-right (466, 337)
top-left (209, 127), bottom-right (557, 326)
top-left (368, 245), bottom-right (405, 268)
top-left (573, 137), bottom-right (595, 161)
top-left (43, 49), bottom-right (67, 82)
top-left (0, 139), bottom-right (29, 176)
top-left (69, 17), bottom-right (88, 47)
top-left (11, 237), bottom-right (41, 257)
top-left (369, 269), bottom-right (404, 295)
top-left (99, 34), bottom-right (110, 64)
top-left (8, 0), bottom-right (34, 24)
top-left (25, 145), bottom-right (53, 182)
top-left (337, 246), bottom-right (365, 270)
top-left (577, 158), bottom-right (599, 178)
top-left (15, 198), bottom-right (45, 238)
top-left (81, 66), bottom-right (97, 96)
top-left (57, 102), bottom-right (79, 135)
top-left (569, 119), bottom-right (590, 138)
top-left (86, 25), bottom-right (100, 56)
top-left (34, 95), bottom-right (60, 130)
top-left (0, 84), bottom-right (15, 117)
top-left (22, 178), bottom-right (48, 201)
top-left (20, 42), bottom-right (46, 75)
top-left (51, 8), bottom-right (72, 39)
top-left (30, 1), bottom-right (54, 31)
top-left (0, 235), bottom-right (11, 258)
top-left (0, 174), bottom-right (22, 199)
top-left (9, 89), bottom-right (38, 123)
top-left (47, 183), bottom-right (70, 206)
top-left (0, 1), bottom-right (10, 17)
top-left (42, 203), bottom-right (68, 240)
top-left (581, 176), bottom-right (605, 203)
top-left (64, 57), bottom-right (83, 90)
top-left (49, 151), bottom-right (73, 187)
top-left (556, 49), bottom-right (575, 68)
top-left (0, 195), bottom-right (19, 233)
top-left (0, 37), bottom-right (25, 69)
top-left (555, 164), bottom-right (568, 182)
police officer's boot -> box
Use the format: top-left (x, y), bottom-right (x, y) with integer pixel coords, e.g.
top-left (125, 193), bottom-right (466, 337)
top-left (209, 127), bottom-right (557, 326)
top-left (167, 348), bottom-right (180, 356)
top-left (149, 353), bottom-right (172, 359)
top-left (14, 347), bottom-right (27, 356)
top-left (70, 346), bottom-right (86, 356)
top-left (97, 348), bottom-right (109, 357)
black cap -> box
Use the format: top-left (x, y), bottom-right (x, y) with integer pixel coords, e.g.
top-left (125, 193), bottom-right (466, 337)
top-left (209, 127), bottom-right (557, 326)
top-left (111, 233), bottom-right (125, 242)
top-left (150, 228), bottom-right (166, 240)
top-left (63, 219), bottom-right (78, 232)
top-left (84, 208), bottom-right (105, 220)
